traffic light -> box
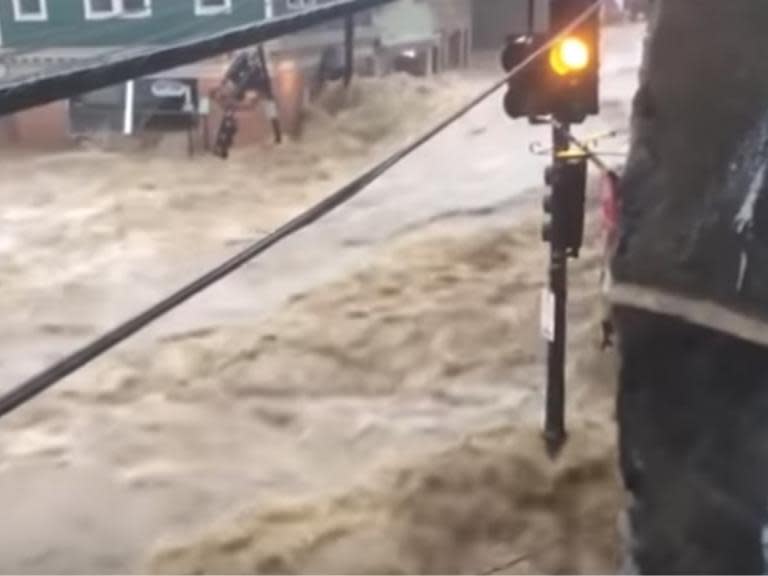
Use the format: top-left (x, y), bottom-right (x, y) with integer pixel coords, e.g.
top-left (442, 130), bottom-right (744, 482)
top-left (542, 152), bottom-right (588, 256)
top-left (502, 34), bottom-right (549, 119)
top-left (548, 0), bottom-right (600, 123)
top-left (510, 1), bottom-right (599, 457)
top-left (502, 0), bottom-right (600, 124)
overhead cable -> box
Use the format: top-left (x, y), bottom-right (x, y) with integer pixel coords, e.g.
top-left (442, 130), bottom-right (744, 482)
top-left (0, 0), bottom-right (602, 419)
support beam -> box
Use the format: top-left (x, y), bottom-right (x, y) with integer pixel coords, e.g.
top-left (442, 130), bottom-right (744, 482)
top-left (257, 43), bottom-right (282, 144)
top-left (123, 80), bottom-right (134, 136)
top-left (343, 15), bottom-right (355, 87)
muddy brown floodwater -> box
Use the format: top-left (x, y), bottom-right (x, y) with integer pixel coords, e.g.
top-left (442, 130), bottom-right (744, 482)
top-left (142, 204), bottom-right (622, 575)
top-left (0, 66), bottom-right (628, 573)
top-left (1, 204), bottom-right (621, 573)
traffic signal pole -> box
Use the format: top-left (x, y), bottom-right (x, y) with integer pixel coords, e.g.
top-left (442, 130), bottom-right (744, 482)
top-left (544, 123), bottom-right (571, 456)
top-left (500, 0), bottom-right (599, 457)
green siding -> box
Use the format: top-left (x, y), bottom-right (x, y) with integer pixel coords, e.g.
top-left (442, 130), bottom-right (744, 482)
top-left (0, 0), bottom-right (266, 47)
top-left (273, 0), bottom-right (335, 17)
top-left (272, 0), bottom-right (372, 30)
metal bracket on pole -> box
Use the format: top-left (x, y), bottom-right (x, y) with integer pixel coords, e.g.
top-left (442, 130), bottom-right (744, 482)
top-left (530, 126), bottom-right (627, 171)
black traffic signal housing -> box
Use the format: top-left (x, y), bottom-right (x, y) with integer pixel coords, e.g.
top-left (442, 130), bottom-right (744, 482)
top-left (502, 34), bottom-right (551, 119)
top-left (502, 0), bottom-right (600, 124)
top-left (549, 0), bottom-right (600, 123)
top-left (543, 153), bottom-right (587, 257)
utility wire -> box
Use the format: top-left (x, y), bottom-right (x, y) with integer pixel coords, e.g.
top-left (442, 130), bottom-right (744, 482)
top-left (0, 0), bottom-right (602, 419)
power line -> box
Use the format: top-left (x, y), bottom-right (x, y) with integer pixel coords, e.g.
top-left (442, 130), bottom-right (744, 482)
top-left (0, 0), bottom-right (602, 419)
top-left (0, 0), bottom-right (396, 115)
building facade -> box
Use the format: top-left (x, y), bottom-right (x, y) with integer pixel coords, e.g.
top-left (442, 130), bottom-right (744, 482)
top-left (0, 0), bottom-right (473, 150)
top-left (0, 0), bottom-right (271, 148)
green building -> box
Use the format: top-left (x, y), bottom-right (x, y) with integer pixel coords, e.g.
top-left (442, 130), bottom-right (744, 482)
top-left (0, 0), bottom-right (476, 147)
top-left (0, 0), bottom-right (266, 48)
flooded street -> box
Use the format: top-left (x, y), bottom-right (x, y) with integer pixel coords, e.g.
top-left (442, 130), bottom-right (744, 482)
top-left (0, 23), bottom-right (642, 574)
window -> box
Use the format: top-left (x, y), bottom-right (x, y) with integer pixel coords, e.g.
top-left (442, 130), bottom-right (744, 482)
top-left (12, 0), bottom-right (48, 22)
top-left (195, 0), bottom-right (232, 16)
top-left (84, 0), bottom-right (151, 20)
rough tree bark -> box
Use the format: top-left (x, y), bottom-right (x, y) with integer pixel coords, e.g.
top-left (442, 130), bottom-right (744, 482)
top-left (613, 1), bottom-right (768, 573)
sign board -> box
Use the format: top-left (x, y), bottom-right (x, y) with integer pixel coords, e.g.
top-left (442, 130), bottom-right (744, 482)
top-left (541, 288), bottom-right (556, 342)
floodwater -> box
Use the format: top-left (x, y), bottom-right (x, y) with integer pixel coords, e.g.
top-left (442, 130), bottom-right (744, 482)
top-left (0, 23), bottom-right (642, 574)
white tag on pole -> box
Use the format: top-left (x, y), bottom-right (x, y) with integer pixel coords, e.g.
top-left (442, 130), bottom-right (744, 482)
top-left (540, 288), bottom-right (555, 342)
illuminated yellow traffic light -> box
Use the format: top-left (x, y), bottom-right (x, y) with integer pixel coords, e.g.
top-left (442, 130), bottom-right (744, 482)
top-left (549, 36), bottom-right (591, 76)
top-left (501, 0), bottom-right (599, 123)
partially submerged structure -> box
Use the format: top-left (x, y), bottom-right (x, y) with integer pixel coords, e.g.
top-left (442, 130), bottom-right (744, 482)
top-left (0, 0), bottom-right (474, 150)
top-left (0, 0), bottom-right (264, 147)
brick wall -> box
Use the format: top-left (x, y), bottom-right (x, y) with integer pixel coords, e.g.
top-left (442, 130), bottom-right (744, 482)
top-left (2, 101), bottom-right (71, 149)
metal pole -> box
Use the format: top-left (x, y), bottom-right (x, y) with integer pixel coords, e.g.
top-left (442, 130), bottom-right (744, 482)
top-left (544, 122), bottom-right (570, 457)
top-left (258, 44), bottom-right (283, 144)
top-left (527, 0), bottom-right (536, 34)
top-left (123, 80), bottom-right (135, 136)
top-left (344, 15), bottom-right (355, 87)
